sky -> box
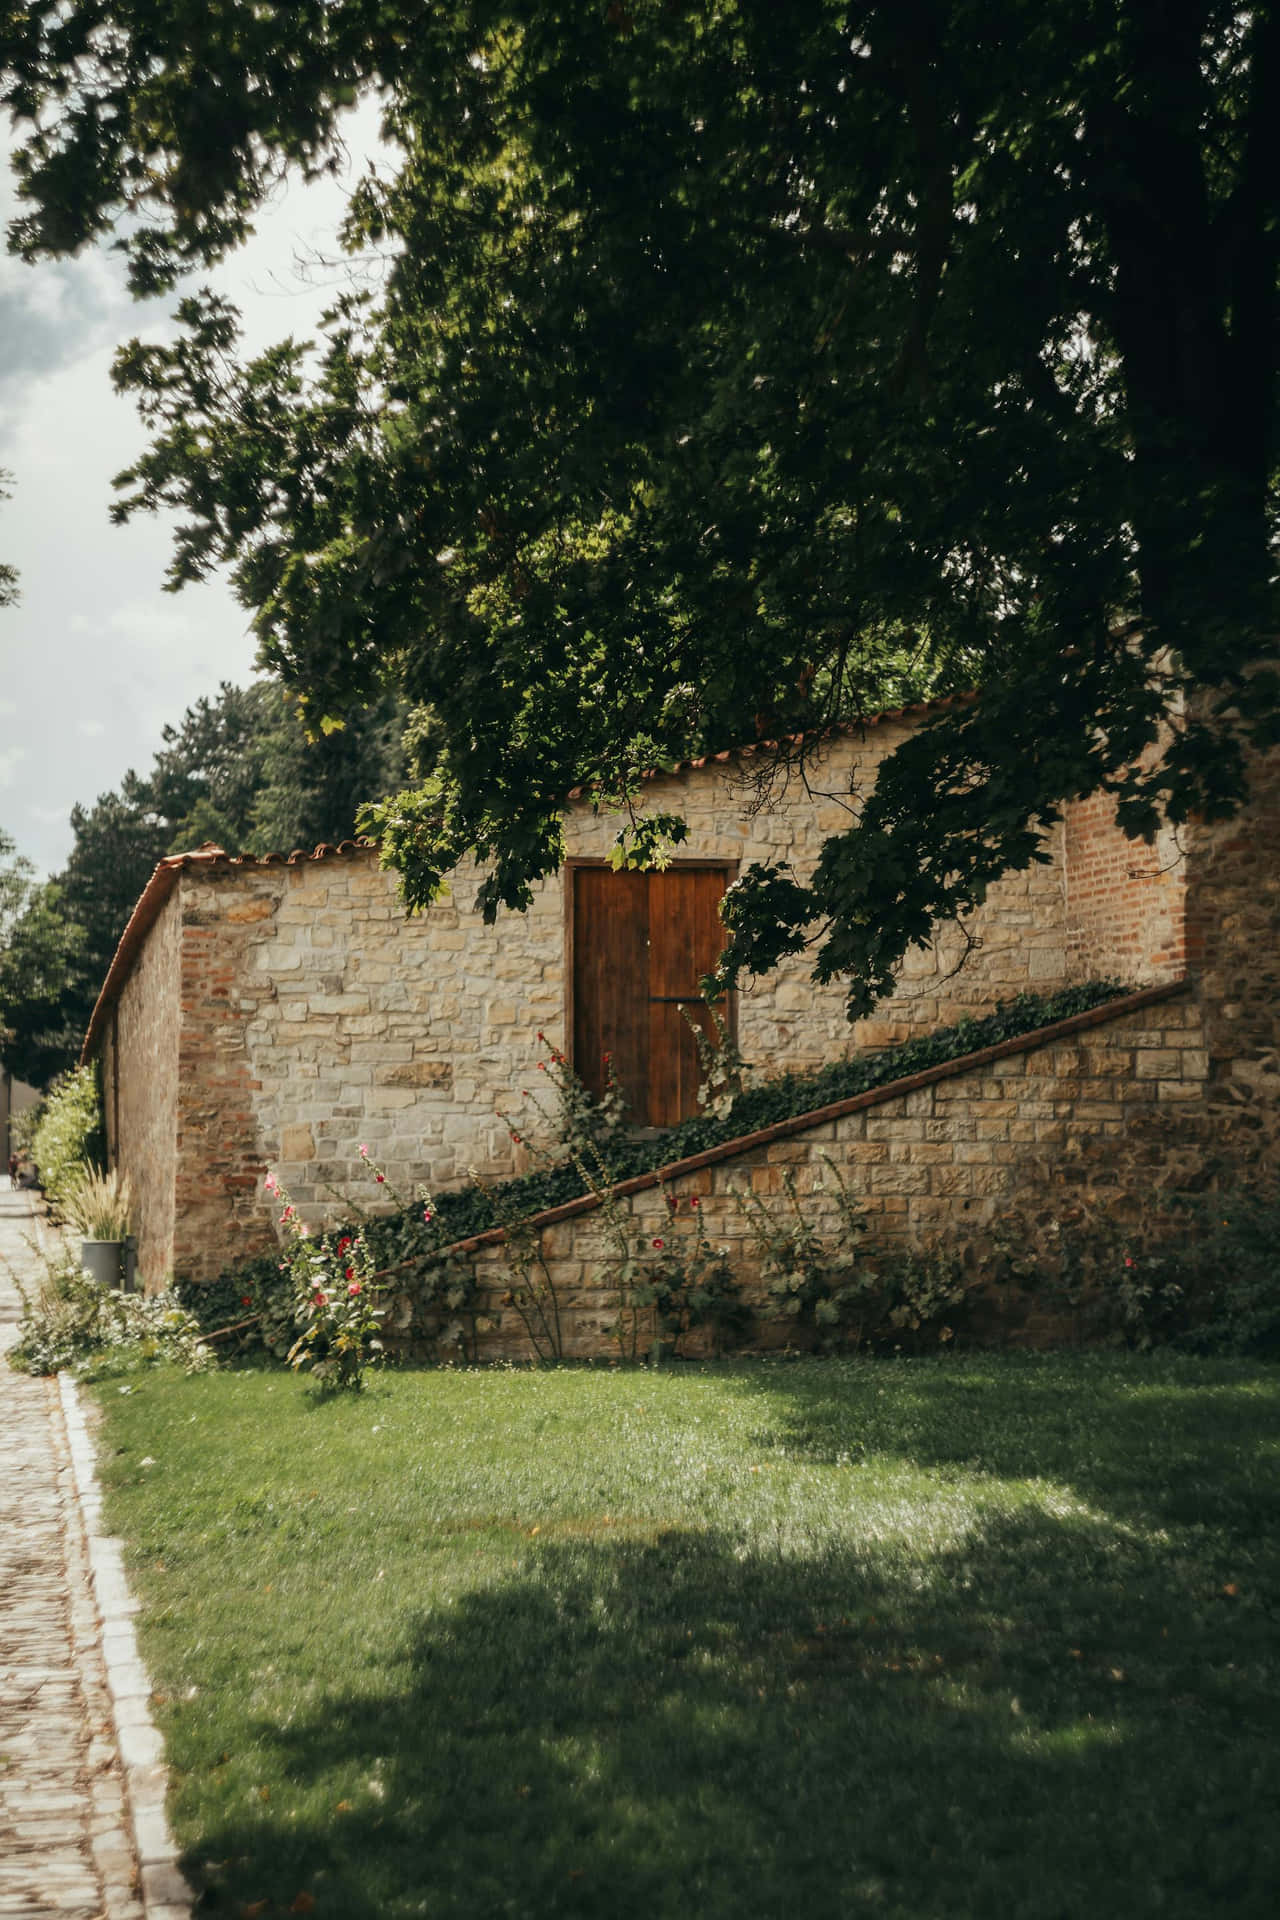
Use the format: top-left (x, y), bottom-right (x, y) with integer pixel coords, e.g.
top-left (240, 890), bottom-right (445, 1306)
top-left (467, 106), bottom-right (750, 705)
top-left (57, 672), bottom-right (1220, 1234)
top-left (0, 107), bottom-right (385, 876)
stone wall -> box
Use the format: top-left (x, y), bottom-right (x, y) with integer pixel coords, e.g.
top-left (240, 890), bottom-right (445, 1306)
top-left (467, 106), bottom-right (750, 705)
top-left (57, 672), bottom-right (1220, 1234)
top-left (103, 889), bottom-right (182, 1289)
top-left (153, 724), bottom-right (1109, 1282)
top-left (100, 713), bottom-right (1235, 1291)
top-left (425, 982), bottom-right (1212, 1359)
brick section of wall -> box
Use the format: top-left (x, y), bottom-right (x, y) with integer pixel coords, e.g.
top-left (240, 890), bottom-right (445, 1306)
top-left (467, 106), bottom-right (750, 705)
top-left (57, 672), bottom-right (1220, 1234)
top-left (1063, 788), bottom-right (1186, 983)
top-left (171, 878), bottom-right (286, 1280)
top-left (105, 889), bottom-right (183, 1289)
top-left (423, 986), bottom-right (1210, 1359)
top-left (1184, 737), bottom-right (1280, 1071)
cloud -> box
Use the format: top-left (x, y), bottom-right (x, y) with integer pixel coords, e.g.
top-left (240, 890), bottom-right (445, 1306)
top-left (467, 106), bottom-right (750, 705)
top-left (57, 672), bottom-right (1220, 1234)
top-left (0, 744), bottom-right (26, 786)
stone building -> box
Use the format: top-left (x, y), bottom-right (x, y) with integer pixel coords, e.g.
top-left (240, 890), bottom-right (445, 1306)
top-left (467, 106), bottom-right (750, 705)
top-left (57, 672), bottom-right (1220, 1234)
top-left (84, 702), bottom-right (1211, 1292)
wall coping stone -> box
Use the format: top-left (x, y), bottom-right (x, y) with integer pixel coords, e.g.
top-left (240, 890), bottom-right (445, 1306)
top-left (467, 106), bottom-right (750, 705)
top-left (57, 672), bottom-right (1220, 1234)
top-left (376, 975), bottom-right (1192, 1274)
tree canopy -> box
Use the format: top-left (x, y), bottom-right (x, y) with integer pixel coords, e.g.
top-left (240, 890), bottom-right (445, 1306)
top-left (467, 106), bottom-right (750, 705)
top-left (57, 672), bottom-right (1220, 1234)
top-left (6, 2), bottom-right (1279, 1013)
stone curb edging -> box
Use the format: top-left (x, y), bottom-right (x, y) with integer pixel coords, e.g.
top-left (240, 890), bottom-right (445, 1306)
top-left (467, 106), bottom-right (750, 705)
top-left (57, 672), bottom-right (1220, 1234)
top-left (378, 976), bottom-right (1192, 1274)
top-left (57, 1372), bottom-right (194, 1920)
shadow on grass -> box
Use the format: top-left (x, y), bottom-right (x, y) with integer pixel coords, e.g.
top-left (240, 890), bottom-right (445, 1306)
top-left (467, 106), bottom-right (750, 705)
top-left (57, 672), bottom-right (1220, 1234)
top-left (181, 1501), bottom-right (1277, 1920)
top-left (728, 1353), bottom-right (1280, 1533)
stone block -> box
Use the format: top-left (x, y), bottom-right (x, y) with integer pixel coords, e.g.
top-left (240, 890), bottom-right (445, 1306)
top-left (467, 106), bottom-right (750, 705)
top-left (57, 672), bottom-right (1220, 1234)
top-left (375, 1060), bottom-right (454, 1089)
top-left (281, 1123), bottom-right (315, 1161)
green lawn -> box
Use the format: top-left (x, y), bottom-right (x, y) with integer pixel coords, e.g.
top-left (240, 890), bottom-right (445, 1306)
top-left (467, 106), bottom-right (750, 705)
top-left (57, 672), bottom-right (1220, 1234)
top-left (92, 1355), bottom-right (1280, 1919)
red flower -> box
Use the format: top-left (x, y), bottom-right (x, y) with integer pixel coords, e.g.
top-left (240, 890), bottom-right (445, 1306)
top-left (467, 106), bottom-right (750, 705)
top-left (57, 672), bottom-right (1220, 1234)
top-left (689, 1197), bottom-right (700, 1209)
top-left (510, 1132), bottom-right (523, 1145)
top-left (375, 1172), bottom-right (385, 1183)
top-left (337, 1236), bottom-right (351, 1254)
top-left (241, 1296), bottom-right (253, 1307)
top-left (653, 1238), bottom-right (664, 1250)
top-left (345, 1266), bottom-right (355, 1280)
top-left (423, 1207), bottom-right (434, 1223)
top-left (537, 1062), bottom-right (546, 1072)
top-left (313, 1289), bottom-right (328, 1305)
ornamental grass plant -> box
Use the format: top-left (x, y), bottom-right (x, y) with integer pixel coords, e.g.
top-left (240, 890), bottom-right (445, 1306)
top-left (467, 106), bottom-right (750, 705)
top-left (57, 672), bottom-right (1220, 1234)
top-left (61, 1165), bottom-right (134, 1242)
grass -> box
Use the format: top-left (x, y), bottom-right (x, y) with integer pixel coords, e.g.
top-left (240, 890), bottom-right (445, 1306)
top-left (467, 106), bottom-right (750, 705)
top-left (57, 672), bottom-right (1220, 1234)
top-left (92, 1354), bottom-right (1280, 1919)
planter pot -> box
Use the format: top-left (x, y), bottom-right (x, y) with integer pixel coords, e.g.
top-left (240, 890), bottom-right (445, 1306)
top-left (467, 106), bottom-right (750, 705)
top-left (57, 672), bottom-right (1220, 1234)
top-left (81, 1240), bottom-right (124, 1289)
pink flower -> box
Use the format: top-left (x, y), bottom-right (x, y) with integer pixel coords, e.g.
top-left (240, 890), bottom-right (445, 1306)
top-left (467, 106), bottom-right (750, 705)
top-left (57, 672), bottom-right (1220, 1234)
top-left (347, 1281), bottom-right (362, 1296)
top-left (423, 1207), bottom-right (433, 1223)
top-left (1124, 1255), bottom-right (1135, 1268)
top-left (359, 1144), bottom-right (369, 1158)
top-left (264, 1173), bottom-right (278, 1195)
top-left (281, 1205), bottom-right (294, 1222)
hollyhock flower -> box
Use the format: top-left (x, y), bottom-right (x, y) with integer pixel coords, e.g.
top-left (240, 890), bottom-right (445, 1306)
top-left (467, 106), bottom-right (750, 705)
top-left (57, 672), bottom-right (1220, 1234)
top-left (375, 1172), bottom-right (385, 1183)
top-left (347, 1282), bottom-right (362, 1296)
top-left (241, 1296), bottom-right (253, 1307)
top-left (653, 1238), bottom-right (664, 1250)
top-left (345, 1266), bottom-right (355, 1280)
top-left (423, 1207), bottom-right (433, 1223)
top-left (264, 1173), bottom-right (277, 1195)
top-left (337, 1236), bottom-right (351, 1254)
top-left (359, 1143), bottom-right (369, 1158)
top-left (689, 1197), bottom-right (700, 1209)
top-left (281, 1205), bottom-right (294, 1222)
top-left (313, 1289), bottom-right (328, 1305)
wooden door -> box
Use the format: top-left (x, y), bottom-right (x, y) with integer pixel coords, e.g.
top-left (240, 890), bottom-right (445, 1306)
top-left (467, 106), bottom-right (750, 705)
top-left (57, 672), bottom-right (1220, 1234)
top-left (572, 866), bottom-right (730, 1127)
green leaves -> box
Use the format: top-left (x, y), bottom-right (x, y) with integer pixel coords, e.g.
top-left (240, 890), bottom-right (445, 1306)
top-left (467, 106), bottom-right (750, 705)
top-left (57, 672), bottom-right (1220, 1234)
top-left (7, 2), bottom-right (1279, 1011)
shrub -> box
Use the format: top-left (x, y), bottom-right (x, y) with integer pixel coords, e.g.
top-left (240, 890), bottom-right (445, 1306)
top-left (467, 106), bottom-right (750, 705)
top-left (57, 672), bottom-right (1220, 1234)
top-left (1162, 1192), bottom-right (1280, 1355)
top-left (29, 1066), bottom-right (104, 1209)
top-left (8, 1246), bottom-right (213, 1379)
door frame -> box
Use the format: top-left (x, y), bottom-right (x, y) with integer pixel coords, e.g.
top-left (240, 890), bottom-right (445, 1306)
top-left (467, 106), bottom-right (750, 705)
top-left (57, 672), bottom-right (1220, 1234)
top-left (564, 857), bottom-right (740, 1107)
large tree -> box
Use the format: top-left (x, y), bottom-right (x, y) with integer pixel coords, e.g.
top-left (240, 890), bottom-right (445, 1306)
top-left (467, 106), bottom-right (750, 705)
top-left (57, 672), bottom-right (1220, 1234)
top-left (7, 2), bottom-right (1279, 1012)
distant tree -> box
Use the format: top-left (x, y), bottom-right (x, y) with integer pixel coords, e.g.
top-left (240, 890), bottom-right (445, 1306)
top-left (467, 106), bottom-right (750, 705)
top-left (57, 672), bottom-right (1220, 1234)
top-left (6, 3), bottom-right (1280, 1011)
top-left (0, 831), bottom-right (84, 1088)
top-left (0, 679), bottom-right (407, 1083)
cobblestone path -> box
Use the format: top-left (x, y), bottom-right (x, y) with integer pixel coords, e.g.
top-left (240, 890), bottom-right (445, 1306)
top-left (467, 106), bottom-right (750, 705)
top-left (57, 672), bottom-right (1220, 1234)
top-left (0, 1188), bottom-right (144, 1920)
